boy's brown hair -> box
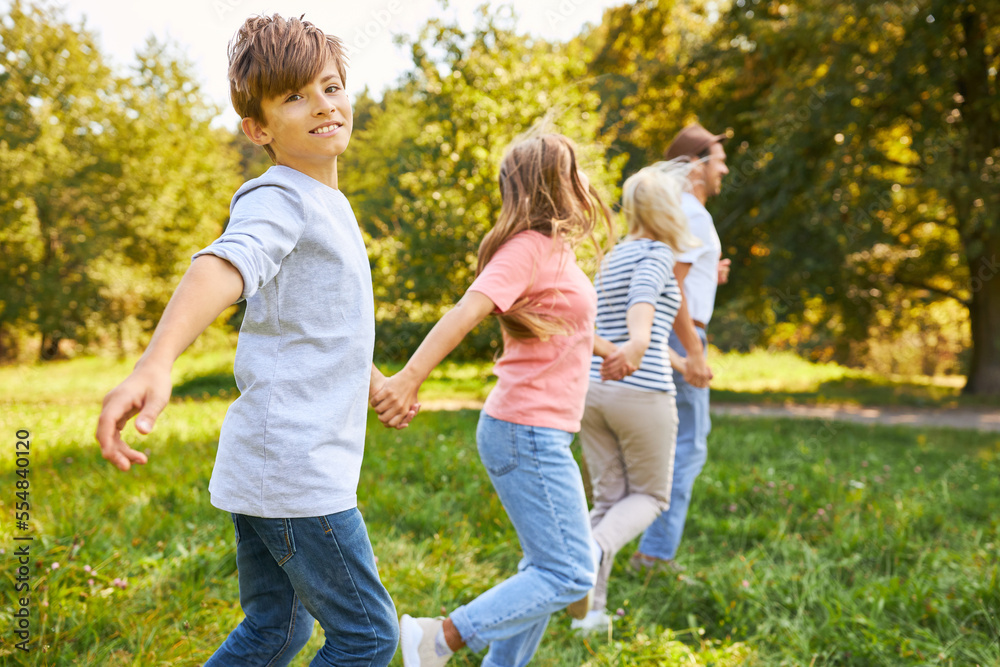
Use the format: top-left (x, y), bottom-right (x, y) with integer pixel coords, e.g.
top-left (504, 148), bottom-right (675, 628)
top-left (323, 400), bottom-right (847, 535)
top-left (228, 14), bottom-right (347, 160)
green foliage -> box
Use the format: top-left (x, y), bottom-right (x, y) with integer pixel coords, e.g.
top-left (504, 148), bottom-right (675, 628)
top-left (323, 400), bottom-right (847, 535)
top-left (0, 0), bottom-right (116, 358)
top-left (0, 1), bottom-right (241, 360)
top-left (375, 317), bottom-right (502, 363)
top-left (1, 352), bottom-right (997, 664)
top-left (585, 0), bottom-right (1000, 392)
top-left (342, 6), bottom-right (627, 355)
top-left (2, 0), bottom-right (996, 394)
top-left (587, 0), bottom-right (722, 176)
top-left (580, 625), bottom-right (754, 666)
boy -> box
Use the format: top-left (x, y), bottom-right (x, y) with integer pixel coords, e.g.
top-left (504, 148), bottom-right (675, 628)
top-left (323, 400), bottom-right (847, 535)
top-left (95, 14), bottom-right (411, 666)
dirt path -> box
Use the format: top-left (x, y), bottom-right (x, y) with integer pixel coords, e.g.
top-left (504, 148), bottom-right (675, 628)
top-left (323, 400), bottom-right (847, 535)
top-left (419, 399), bottom-right (1000, 432)
top-left (710, 403), bottom-right (1000, 432)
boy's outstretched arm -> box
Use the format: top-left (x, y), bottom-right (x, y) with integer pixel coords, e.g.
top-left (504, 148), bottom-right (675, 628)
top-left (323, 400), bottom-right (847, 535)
top-left (96, 255), bottom-right (244, 471)
top-left (371, 290), bottom-right (495, 429)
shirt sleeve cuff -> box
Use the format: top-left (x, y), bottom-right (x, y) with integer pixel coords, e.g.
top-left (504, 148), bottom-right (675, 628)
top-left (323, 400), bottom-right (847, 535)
top-left (192, 246), bottom-right (256, 302)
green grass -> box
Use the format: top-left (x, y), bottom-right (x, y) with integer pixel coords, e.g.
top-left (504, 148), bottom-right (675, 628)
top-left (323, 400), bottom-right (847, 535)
top-left (706, 349), bottom-right (989, 409)
top-left (8, 345), bottom-right (986, 410)
top-left (1, 350), bottom-right (998, 665)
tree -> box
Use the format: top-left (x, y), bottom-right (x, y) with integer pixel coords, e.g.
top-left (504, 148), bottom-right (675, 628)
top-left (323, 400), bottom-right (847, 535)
top-left (587, 0), bottom-right (999, 393)
top-left (0, 2), bottom-right (241, 359)
top-left (341, 5), bottom-right (626, 358)
top-left (586, 0), bottom-right (723, 177)
top-left (93, 38), bottom-right (241, 353)
top-left (0, 0), bottom-right (117, 358)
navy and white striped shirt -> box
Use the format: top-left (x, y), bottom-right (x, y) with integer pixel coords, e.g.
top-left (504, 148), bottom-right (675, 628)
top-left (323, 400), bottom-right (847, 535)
top-left (590, 239), bottom-right (681, 393)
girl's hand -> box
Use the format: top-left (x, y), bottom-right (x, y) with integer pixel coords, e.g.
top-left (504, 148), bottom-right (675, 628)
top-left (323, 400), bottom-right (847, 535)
top-left (371, 370), bottom-right (422, 429)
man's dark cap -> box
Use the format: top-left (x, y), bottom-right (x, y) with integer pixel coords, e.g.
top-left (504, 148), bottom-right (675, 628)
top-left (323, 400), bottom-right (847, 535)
top-left (664, 123), bottom-right (727, 160)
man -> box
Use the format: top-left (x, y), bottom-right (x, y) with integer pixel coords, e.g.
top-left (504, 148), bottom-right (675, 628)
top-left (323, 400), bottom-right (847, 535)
top-left (630, 122), bottom-right (730, 572)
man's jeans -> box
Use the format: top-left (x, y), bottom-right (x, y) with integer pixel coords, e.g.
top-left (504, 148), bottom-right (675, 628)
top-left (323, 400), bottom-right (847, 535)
top-left (450, 412), bottom-right (595, 667)
top-left (637, 328), bottom-right (711, 561)
top-left (205, 509), bottom-right (398, 667)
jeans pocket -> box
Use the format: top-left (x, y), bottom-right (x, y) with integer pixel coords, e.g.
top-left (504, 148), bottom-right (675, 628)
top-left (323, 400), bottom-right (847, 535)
top-left (231, 513), bottom-right (241, 545)
top-left (247, 516), bottom-right (296, 566)
top-left (477, 415), bottom-right (519, 477)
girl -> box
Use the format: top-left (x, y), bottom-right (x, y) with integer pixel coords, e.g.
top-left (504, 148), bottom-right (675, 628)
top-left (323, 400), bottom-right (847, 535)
top-left (571, 161), bottom-right (703, 630)
top-left (372, 132), bottom-right (615, 667)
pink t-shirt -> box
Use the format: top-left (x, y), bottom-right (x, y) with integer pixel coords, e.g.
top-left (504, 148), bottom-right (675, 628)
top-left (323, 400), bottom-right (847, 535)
top-left (468, 230), bottom-right (597, 433)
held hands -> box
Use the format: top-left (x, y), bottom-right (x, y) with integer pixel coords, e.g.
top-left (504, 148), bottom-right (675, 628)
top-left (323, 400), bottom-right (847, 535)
top-left (682, 353), bottom-right (713, 389)
top-left (370, 369), bottom-right (422, 429)
top-left (95, 360), bottom-right (171, 471)
top-left (600, 340), bottom-right (645, 382)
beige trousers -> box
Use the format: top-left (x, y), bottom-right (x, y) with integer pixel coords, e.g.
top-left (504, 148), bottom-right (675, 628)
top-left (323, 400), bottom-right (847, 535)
top-left (579, 381), bottom-right (678, 610)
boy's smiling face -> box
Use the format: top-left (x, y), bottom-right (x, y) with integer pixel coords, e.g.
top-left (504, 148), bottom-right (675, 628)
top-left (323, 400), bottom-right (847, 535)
top-left (241, 58), bottom-right (352, 187)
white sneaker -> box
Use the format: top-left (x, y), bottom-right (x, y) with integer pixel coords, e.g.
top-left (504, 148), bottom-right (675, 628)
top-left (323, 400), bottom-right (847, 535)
top-left (400, 615), bottom-right (453, 667)
top-left (570, 608), bottom-right (611, 634)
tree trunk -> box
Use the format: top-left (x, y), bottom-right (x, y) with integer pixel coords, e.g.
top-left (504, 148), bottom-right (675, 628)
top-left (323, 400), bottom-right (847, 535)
top-left (40, 332), bottom-right (61, 361)
top-left (963, 238), bottom-right (1000, 395)
top-left (954, 5), bottom-right (1000, 394)
top-left (0, 325), bottom-right (16, 363)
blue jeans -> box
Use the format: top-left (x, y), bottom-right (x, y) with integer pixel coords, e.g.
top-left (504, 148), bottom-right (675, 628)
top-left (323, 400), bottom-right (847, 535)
top-left (450, 412), bottom-right (595, 667)
top-left (637, 328), bottom-right (711, 561)
top-left (205, 509), bottom-right (398, 667)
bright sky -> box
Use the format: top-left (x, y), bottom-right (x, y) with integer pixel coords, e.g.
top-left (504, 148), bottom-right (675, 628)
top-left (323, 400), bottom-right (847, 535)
top-left (46, 0), bottom-right (625, 127)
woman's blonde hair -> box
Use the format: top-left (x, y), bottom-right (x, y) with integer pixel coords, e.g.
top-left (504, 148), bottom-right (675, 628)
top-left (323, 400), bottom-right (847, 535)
top-left (477, 132), bottom-right (613, 341)
top-left (621, 160), bottom-right (701, 254)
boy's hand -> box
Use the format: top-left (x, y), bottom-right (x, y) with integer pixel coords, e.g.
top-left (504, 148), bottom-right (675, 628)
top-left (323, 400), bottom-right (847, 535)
top-left (370, 371), bottom-right (422, 429)
top-left (370, 366), bottom-right (420, 429)
top-left (95, 361), bottom-right (171, 471)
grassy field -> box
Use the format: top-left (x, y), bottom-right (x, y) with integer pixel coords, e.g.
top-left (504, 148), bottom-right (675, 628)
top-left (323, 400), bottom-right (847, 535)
top-left (703, 349), bottom-right (990, 409)
top-left (389, 348), bottom-right (987, 410)
top-left (8, 345), bottom-right (981, 410)
top-left (0, 350), bottom-right (998, 665)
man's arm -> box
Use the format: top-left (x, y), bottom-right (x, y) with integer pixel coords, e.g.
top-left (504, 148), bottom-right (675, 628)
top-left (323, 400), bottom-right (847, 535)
top-left (95, 255), bottom-right (244, 471)
top-left (672, 262), bottom-right (712, 388)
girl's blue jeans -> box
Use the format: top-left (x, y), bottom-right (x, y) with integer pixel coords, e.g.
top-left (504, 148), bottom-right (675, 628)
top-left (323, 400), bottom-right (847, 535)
top-left (204, 508), bottom-right (398, 667)
top-left (450, 411), bottom-right (596, 667)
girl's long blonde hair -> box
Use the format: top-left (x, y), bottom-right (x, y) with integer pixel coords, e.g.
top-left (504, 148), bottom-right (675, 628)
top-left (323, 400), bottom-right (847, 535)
top-left (621, 160), bottom-right (701, 253)
top-left (477, 133), bottom-right (613, 340)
